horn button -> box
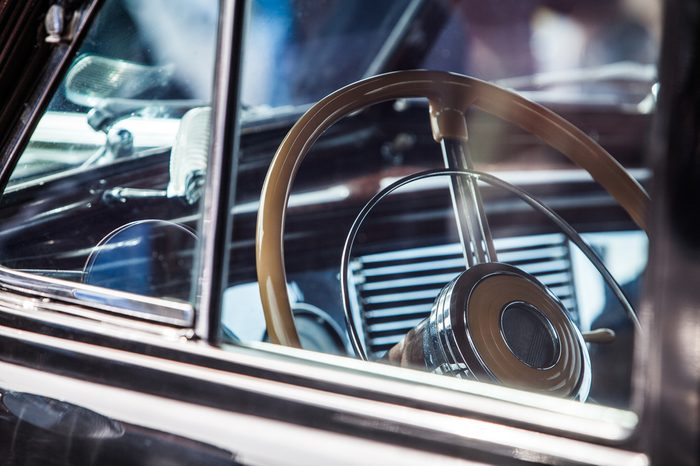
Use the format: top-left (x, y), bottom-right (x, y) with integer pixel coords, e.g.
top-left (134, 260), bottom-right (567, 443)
top-left (500, 301), bottom-right (560, 370)
top-left (389, 262), bottom-right (591, 400)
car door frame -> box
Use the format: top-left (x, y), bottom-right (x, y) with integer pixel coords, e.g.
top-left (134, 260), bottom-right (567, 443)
top-left (0, 0), bottom-right (697, 465)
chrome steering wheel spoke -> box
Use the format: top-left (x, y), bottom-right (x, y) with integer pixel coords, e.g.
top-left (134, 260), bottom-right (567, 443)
top-left (440, 137), bottom-right (497, 266)
top-left (430, 103), bottom-right (497, 266)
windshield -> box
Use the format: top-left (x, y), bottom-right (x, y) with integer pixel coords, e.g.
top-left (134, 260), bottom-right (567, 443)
top-left (8, 0), bottom-right (218, 186)
top-left (10, 0), bottom-right (659, 185)
top-left (242, 0), bottom-right (413, 108)
top-left (8, 0), bottom-right (412, 186)
top-left (244, 0), bottom-right (659, 109)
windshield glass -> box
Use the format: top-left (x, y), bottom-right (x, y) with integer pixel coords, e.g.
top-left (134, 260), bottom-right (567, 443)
top-left (243, 0), bottom-right (659, 110)
top-left (10, 0), bottom-right (659, 185)
top-left (242, 0), bottom-right (413, 108)
top-left (8, 0), bottom-right (218, 186)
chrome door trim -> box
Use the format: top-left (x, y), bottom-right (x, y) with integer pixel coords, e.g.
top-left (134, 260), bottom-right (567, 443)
top-left (0, 362), bottom-right (478, 466)
top-left (0, 322), bottom-right (647, 466)
top-left (0, 286), bottom-right (638, 446)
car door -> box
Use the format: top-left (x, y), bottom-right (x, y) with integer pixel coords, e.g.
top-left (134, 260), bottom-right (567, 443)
top-left (0, 1), bottom-right (696, 465)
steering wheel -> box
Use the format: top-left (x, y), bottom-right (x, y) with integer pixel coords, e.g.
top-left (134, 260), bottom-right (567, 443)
top-left (256, 70), bottom-right (649, 399)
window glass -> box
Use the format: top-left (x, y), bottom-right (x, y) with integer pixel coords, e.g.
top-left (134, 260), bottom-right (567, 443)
top-left (0, 0), bottom-right (219, 306)
top-left (224, 0), bottom-right (661, 409)
top-left (241, 0), bottom-right (412, 108)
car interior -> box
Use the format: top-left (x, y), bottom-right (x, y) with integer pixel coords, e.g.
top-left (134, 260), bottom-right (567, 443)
top-left (0, 0), bottom-right (659, 409)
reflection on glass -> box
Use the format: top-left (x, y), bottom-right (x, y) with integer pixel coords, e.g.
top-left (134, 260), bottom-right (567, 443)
top-left (224, 0), bottom-right (660, 409)
top-left (0, 0), bottom-right (219, 306)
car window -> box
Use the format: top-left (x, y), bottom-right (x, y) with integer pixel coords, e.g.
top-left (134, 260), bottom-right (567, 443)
top-left (223, 0), bottom-right (659, 410)
top-left (0, 0), bottom-right (219, 311)
top-left (241, 0), bottom-right (412, 109)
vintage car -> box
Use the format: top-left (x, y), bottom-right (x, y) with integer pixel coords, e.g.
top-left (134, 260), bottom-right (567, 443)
top-left (0, 0), bottom-right (696, 464)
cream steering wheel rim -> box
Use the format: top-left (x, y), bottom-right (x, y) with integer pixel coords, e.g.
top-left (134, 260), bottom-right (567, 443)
top-left (255, 70), bottom-right (650, 348)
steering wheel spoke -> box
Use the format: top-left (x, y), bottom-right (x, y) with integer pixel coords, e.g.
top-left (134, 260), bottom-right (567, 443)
top-left (428, 97), bottom-right (497, 266)
top-left (440, 137), bottom-right (497, 266)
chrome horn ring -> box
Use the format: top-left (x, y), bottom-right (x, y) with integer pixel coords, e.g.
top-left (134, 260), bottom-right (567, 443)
top-left (341, 169), bottom-right (639, 399)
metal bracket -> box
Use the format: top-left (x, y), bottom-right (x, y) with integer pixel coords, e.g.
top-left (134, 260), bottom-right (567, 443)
top-left (45, 3), bottom-right (82, 44)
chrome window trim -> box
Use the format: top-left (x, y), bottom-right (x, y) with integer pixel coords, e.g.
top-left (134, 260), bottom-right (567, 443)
top-left (0, 290), bottom-right (190, 340)
top-left (0, 265), bottom-right (193, 327)
top-left (0, 338), bottom-right (648, 466)
top-left (0, 315), bottom-right (647, 466)
top-left (227, 343), bottom-right (638, 445)
top-left (193, 0), bottom-right (243, 342)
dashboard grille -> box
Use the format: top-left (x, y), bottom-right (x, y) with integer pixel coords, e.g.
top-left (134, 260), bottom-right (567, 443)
top-left (351, 233), bottom-right (579, 356)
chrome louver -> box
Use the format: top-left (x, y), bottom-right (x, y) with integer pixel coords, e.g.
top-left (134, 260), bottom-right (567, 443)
top-left (351, 233), bottom-right (579, 356)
